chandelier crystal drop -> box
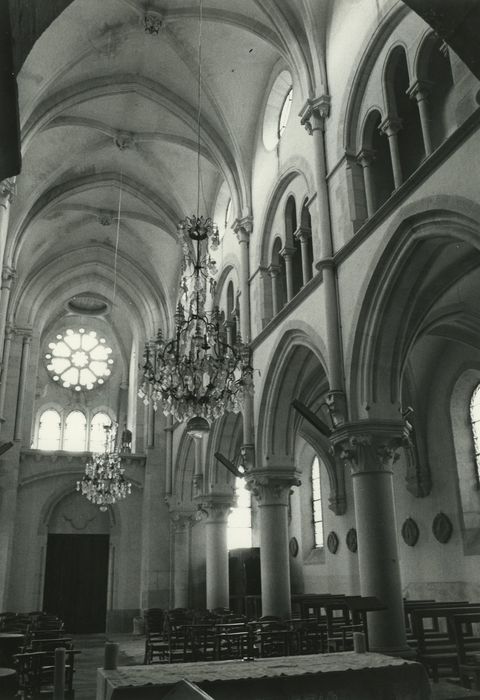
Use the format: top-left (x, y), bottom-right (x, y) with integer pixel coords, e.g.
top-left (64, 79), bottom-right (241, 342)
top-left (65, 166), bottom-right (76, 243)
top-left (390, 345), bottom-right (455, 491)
top-left (139, 215), bottom-right (254, 423)
top-left (77, 424), bottom-right (132, 511)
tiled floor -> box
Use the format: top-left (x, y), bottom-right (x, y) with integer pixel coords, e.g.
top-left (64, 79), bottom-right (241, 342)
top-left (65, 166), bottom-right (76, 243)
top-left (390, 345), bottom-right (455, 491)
top-left (69, 636), bottom-right (480, 700)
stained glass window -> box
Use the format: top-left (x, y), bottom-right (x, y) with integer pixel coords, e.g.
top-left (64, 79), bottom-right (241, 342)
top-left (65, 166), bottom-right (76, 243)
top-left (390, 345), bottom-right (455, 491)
top-left (63, 410), bottom-right (87, 452)
top-left (90, 412), bottom-right (112, 453)
top-left (470, 385), bottom-right (480, 480)
top-left (45, 328), bottom-right (113, 391)
top-left (278, 87), bottom-right (293, 139)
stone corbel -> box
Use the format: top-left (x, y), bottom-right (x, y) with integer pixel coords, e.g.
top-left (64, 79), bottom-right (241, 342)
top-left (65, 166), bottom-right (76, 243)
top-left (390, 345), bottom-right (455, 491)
top-left (299, 95), bottom-right (331, 134)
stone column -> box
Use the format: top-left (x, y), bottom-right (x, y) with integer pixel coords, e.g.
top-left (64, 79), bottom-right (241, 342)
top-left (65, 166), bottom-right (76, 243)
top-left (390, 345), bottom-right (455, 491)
top-left (14, 332), bottom-right (32, 441)
top-left (280, 246), bottom-right (295, 302)
top-left (299, 98), bottom-right (346, 413)
top-left (233, 218), bottom-right (252, 343)
top-left (268, 265), bottom-right (280, 317)
top-left (202, 495), bottom-right (234, 610)
top-left (356, 149), bottom-right (376, 218)
top-left (0, 266), bottom-right (15, 366)
top-left (0, 324), bottom-right (13, 423)
top-left (170, 510), bottom-right (196, 609)
top-left (248, 470), bottom-right (301, 619)
top-left (407, 80), bottom-right (433, 157)
top-left (332, 422), bottom-right (411, 655)
top-left (294, 227), bottom-right (312, 285)
top-left (379, 116), bottom-right (403, 189)
top-left (224, 319), bottom-right (235, 348)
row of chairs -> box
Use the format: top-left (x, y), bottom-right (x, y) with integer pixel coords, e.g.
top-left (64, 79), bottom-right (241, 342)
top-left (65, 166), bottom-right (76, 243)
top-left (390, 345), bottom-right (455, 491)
top-left (404, 598), bottom-right (480, 688)
top-left (0, 612), bottom-right (79, 698)
top-left (143, 607), bottom-right (365, 665)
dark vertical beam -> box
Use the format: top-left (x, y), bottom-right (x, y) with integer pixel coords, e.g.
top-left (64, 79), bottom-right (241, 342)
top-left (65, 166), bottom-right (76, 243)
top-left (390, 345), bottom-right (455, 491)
top-left (0, 0), bottom-right (20, 180)
top-left (402, 0), bottom-right (480, 80)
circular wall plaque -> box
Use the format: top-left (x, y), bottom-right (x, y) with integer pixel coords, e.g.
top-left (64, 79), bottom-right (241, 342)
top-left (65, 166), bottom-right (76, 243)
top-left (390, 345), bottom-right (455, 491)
top-left (346, 528), bottom-right (358, 553)
top-left (289, 536), bottom-right (299, 558)
top-left (401, 518), bottom-right (419, 547)
top-left (432, 512), bottom-right (453, 543)
top-left (327, 531), bottom-right (339, 554)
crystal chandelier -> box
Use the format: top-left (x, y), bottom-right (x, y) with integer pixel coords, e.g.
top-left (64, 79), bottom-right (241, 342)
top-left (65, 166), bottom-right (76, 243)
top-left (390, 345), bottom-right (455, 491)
top-left (138, 0), bottom-right (253, 423)
top-left (139, 215), bottom-right (254, 423)
top-left (76, 424), bottom-right (131, 511)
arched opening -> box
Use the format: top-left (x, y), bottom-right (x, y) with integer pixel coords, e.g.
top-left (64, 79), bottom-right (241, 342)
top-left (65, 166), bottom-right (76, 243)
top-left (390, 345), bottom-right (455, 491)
top-left (63, 410), bottom-right (87, 452)
top-left (37, 409), bottom-right (61, 450)
top-left (285, 196), bottom-right (303, 296)
top-left (226, 280), bottom-right (238, 341)
top-left (418, 34), bottom-right (454, 149)
top-left (271, 236), bottom-right (287, 313)
top-left (385, 46), bottom-right (424, 179)
top-left (299, 199), bottom-right (313, 282)
top-left (362, 110), bottom-right (395, 211)
top-left (227, 476), bottom-right (252, 550)
top-left (44, 491), bottom-right (111, 633)
top-left (469, 384), bottom-right (480, 484)
top-left (311, 455), bottom-right (324, 549)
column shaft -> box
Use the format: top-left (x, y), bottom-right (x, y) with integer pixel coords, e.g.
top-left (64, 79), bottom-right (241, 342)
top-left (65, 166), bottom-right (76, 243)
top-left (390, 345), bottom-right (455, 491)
top-left (204, 504), bottom-right (230, 610)
top-left (14, 334), bottom-right (31, 441)
top-left (281, 249), bottom-right (294, 302)
top-left (0, 327), bottom-right (13, 421)
top-left (259, 501), bottom-right (291, 618)
top-left (298, 236), bottom-right (311, 285)
top-left (353, 469), bottom-right (407, 653)
top-left (416, 95), bottom-right (433, 156)
top-left (269, 268), bottom-right (279, 317)
top-left (172, 516), bottom-right (193, 609)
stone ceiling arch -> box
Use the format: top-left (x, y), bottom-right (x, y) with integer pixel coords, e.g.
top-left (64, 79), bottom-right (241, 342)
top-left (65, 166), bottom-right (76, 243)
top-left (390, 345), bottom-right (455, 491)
top-left (349, 200), bottom-right (480, 420)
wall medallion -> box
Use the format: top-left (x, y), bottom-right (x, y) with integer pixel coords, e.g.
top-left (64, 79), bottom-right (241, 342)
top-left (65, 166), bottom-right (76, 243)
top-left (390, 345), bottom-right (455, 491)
top-left (401, 518), bottom-right (419, 547)
top-left (289, 536), bottom-right (299, 558)
top-left (327, 531), bottom-right (339, 554)
top-left (346, 528), bottom-right (357, 553)
top-left (432, 512), bottom-right (453, 544)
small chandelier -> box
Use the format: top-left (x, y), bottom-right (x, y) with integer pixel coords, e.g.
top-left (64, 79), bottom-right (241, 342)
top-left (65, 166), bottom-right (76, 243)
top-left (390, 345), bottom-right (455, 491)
top-left (139, 216), bottom-right (254, 423)
top-left (77, 424), bottom-right (132, 511)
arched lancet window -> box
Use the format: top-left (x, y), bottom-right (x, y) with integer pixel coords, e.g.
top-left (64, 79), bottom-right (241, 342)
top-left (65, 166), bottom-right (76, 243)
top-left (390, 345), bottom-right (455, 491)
top-left (90, 412), bottom-right (112, 453)
top-left (37, 409), bottom-right (61, 451)
top-left (300, 199), bottom-right (313, 283)
top-left (278, 87), bottom-right (293, 139)
top-left (228, 477), bottom-right (252, 550)
top-left (285, 196), bottom-right (303, 297)
top-left (63, 410), bottom-right (87, 452)
top-left (311, 456), bottom-right (324, 548)
top-left (225, 198), bottom-right (232, 231)
top-left (385, 46), bottom-right (424, 179)
top-left (361, 110), bottom-right (395, 213)
top-left (226, 281), bottom-right (237, 341)
top-left (469, 384), bottom-right (480, 481)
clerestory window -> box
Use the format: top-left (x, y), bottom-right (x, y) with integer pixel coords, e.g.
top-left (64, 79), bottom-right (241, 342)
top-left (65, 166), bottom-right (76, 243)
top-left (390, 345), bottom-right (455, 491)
top-left (311, 456), bottom-right (324, 548)
top-left (469, 384), bottom-right (480, 482)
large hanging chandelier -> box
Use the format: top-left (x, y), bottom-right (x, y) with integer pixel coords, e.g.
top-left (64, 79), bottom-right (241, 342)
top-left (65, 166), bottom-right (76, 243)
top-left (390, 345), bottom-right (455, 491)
top-left (139, 215), bottom-right (254, 423)
top-left (77, 424), bottom-right (131, 511)
top-left (138, 0), bottom-right (253, 424)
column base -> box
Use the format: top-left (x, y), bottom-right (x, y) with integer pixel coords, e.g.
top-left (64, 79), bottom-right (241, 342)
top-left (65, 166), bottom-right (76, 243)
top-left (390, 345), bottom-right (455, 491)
top-left (369, 644), bottom-right (416, 659)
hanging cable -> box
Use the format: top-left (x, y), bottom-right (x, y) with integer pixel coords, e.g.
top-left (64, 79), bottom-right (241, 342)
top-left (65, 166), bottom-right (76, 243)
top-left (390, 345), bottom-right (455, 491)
top-left (112, 166), bottom-right (123, 308)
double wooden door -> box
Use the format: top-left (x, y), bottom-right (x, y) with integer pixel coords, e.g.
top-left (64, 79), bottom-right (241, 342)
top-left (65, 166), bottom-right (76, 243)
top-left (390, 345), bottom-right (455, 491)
top-left (43, 534), bottom-right (110, 633)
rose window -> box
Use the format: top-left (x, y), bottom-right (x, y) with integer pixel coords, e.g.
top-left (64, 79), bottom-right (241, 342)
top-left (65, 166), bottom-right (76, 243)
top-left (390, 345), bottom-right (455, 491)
top-left (45, 328), bottom-right (113, 391)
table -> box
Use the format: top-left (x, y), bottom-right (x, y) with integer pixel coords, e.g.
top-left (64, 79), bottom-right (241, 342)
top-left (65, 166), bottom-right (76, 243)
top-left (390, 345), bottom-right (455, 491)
top-left (0, 633), bottom-right (24, 668)
top-left (96, 651), bottom-right (430, 700)
top-left (0, 667), bottom-right (18, 698)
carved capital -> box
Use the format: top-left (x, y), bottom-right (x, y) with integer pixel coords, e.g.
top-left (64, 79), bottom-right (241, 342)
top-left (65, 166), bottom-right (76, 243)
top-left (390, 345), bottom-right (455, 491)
top-left (331, 421), bottom-right (407, 475)
top-left (1, 266), bottom-right (16, 289)
top-left (293, 226), bottom-right (311, 243)
top-left (268, 264), bottom-right (280, 278)
top-left (356, 148), bottom-right (376, 168)
top-left (246, 468), bottom-right (301, 506)
top-left (200, 494), bottom-right (235, 523)
top-left (170, 509), bottom-right (197, 533)
top-left (280, 245), bottom-right (296, 259)
top-left (0, 178), bottom-right (16, 205)
top-left (379, 116), bottom-right (403, 138)
top-left (233, 216), bottom-right (253, 244)
top-left (407, 79), bottom-right (434, 102)
top-left (299, 95), bottom-right (331, 134)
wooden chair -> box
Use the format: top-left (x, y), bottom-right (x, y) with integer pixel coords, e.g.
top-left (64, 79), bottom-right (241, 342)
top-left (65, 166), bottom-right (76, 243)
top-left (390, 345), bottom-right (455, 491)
top-left (452, 612), bottom-right (480, 690)
top-left (144, 609), bottom-right (168, 664)
top-left (14, 647), bottom-right (79, 699)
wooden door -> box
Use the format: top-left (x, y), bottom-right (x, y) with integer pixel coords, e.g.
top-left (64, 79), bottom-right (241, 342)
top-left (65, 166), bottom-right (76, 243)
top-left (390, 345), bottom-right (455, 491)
top-left (43, 534), bottom-right (110, 633)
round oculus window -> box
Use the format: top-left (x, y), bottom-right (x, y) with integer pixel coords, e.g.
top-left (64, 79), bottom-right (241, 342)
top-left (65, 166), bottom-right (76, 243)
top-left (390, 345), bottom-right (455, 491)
top-left (45, 328), bottom-right (113, 391)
